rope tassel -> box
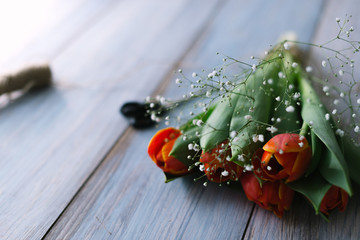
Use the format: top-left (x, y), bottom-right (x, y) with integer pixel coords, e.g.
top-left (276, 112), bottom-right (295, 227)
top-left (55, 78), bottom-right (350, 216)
top-left (0, 64), bottom-right (52, 96)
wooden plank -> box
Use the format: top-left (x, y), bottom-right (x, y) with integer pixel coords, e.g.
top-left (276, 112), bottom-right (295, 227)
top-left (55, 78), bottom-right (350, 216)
top-left (244, 188), bottom-right (360, 240)
top-left (0, 0), bottom-right (118, 70)
top-left (45, 0), bottom-right (325, 239)
top-left (0, 0), bottom-right (221, 239)
top-left (244, 0), bottom-right (360, 239)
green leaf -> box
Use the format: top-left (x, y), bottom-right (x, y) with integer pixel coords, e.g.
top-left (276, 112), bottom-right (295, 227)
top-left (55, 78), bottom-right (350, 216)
top-left (288, 172), bottom-right (331, 214)
top-left (199, 89), bottom-right (241, 152)
top-left (199, 58), bottom-right (284, 162)
top-left (169, 127), bottom-right (200, 167)
top-left (298, 76), bottom-right (352, 195)
top-left (305, 129), bottom-right (322, 176)
top-left (170, 105), bottom-right (216, 166)
top-left (342, 136), bottom-right (360, 184)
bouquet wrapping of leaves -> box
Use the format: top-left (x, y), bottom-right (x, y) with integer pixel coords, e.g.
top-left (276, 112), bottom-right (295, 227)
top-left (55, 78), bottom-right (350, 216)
top-left (142, 20), bottom-right (360, 219)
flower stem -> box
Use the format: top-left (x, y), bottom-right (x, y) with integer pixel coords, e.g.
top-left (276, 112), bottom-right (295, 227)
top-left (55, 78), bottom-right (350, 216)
top-left (299, 121), bottom-right (309, 136)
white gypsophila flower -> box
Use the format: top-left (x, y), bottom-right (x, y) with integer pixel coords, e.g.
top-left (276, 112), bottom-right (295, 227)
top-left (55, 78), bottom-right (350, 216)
top-left (289, 84), bottom-right (294, 90)
top-left (276, 118), bottom-right (281, 122)
top-left (199, 165), bottom-right (205, 171)
top-left (258, 134), bottom-right (264, 142)
top-left (322, 60), bottom-right (327, 67)
top-left (203, 182), bottom-right (208, 187)
top-left (292, 62), bottom-right (298, 68)
top-left (267, 166), bottom-right (272, 171)
top-left (336, 129), bottom-right (345, 137)
top-left (178, 69), bottom-right (182, 73)
top-left (283, 42), bottom-right (290, 50)
top-left (298, 142), bottom-right (304, 148)
top-left (230, 131), bottom-right (237, 139)
top-left (357, 99), bottom-right (360, 105)
top-left (332, 109), bottom-right (337, 115)
top-left (267, 78), bottom-right (273, 84)
top-left (252, 135), bottom-right (259, 143)
top-left (208, 70), bottom-right (217, 78)
top-left (340, 92), bottom-right (345, 98)
top-left (206, 91), bottom-right (211, 97)
top-left (196, 120), bottom-right (203, 126)
top-left (339, 70), bottom-right (344, 76)
top-left (266, 126), bottom-right (278, 134)
top-left (221, 170), bottom-right (229, 177)
top-left (323, 86), bottom-right (329, 92)
top-left (238, 154), bottom-right (245, 162)
top-left (306, 66), bottom-right (312, 72)
top-left (275, 96), bottom-right (281, 101)
top-left (188, 143), bottom-right (194, 150)
top-left (325, 113), bottom-right (330, 120)
top-left (245, 165), bottom-right (252, 171)
top-left (354, 126), bottom-right (359, 133)
top-left (252, 64), bottom-right (257, 71)
top-left (336, 17), bottom-right (340, 22)
top-left (334, 99), bottom-right (339, 105)
top-left (183, 136), bottom-right (187, 141)
top-left (175, 78), bottom-right (182, 84)
top-left (226, 155), bottom-right (231, 161)
top-left (279, 149), bottom-right (284, 154)
top-left (244, 115), bottom-right (252, 121)
top-left (293, 92), bottom-right (301, 99)
top-left (278, 72), bottom-right (285, 79)
top-left (192, 72), bottom-right (197, 77)
top-left (193, 144), bottom-right (200, 152)
top-left (286, 106), bottom-right (295, 112)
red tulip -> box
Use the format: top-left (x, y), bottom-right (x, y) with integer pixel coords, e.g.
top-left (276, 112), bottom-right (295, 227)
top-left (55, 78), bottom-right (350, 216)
top-left (320, 186), bottom-right (348, 216)
top-left (261, 133), bottom-right (312, 182)
top-left (200, 141), bottom-right (243, 183)
top-left (240, 172), bottom-right (294, 217)
top-left (148, 128), bottom-right (188, 175)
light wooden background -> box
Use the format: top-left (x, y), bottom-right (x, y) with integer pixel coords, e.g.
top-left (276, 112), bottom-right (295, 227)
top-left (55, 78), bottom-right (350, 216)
top-left (0, 0), bottom-right (359, 239)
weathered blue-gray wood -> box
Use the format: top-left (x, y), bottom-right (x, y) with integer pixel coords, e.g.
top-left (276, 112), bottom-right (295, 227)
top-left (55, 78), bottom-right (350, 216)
top-left (0, 0), bottom-right (220, 239)
top-left (43, 0), bottom-right (345, 239)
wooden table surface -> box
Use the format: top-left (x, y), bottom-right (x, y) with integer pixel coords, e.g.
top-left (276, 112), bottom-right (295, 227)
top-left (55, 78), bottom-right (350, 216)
top-left (0, 0), bottom-right (359, 239)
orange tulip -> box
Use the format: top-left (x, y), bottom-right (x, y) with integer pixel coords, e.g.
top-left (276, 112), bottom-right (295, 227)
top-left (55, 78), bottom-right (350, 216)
top-left (320, 186), bottom-right (348, 216)
top-left (240, 172), bottom-right (294, 217)
top-left (148, 128), bottom-right (188, 175)
top-left (261, 133), bottom-right (312, 182)
top-left (200, 141), bottom-right (243, 183)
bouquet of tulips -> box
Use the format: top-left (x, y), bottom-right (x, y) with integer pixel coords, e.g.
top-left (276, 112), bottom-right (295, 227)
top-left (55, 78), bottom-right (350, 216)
top-left (143, 24), bottom-right (360, 219)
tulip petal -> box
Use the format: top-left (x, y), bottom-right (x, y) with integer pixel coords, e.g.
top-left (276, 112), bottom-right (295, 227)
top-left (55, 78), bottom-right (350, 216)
top-left (263, 133), bottom-right (308, 153)
top-left (287, 146), bottom-right (312, 182)
top-left (273, 152), bottom-right (297, 171)
top-left (148, 127), bottom-right (181, 162)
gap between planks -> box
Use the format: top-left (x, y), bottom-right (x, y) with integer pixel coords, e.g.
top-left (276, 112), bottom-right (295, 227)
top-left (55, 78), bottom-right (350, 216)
top-left (42, 0), bottom-right (230, 238)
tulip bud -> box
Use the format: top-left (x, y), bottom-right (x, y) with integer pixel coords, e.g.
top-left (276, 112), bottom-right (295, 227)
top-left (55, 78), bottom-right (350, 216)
top-left (261, 133), bottom-right (312, 182)
top-left (240, 172), bottom-right (294, 217)
top-left (320, 186), bottom-right (348, 216)
top-left (200, 141), bottom-right (243, 183)
top-left (148, 128), bottom-right (188, 175)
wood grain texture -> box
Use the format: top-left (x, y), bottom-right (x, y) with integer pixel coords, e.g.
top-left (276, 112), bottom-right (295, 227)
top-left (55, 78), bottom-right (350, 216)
top-left (244, 188), bottom-right (360, 240)
top-left (45, 0), bottom-right (328, 239)
top-left (0, 0), bottom-right (220, 239)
